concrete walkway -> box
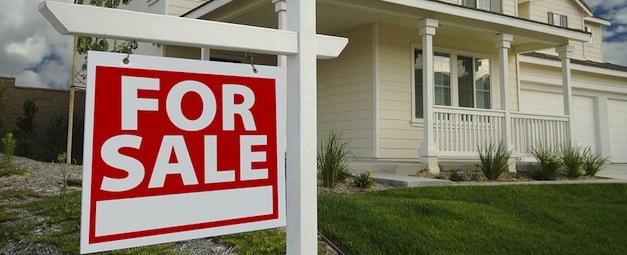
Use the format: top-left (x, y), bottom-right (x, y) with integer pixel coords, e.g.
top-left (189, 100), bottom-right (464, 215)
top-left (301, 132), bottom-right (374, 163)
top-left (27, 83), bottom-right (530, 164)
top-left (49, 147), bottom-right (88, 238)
top-left (372, 164), bottom-right (627, 187)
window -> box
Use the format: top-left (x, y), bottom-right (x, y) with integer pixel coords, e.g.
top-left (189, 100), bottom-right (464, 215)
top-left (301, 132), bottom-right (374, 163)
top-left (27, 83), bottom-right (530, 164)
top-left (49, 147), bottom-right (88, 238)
top-left (585, 26), bottom-right (593, 44)
top-left (462, 0), bottom-right (501, 13)
top-left (414, 49), bottom-right (491, 119)
top-left (548, 12), bottom-right (568, 28)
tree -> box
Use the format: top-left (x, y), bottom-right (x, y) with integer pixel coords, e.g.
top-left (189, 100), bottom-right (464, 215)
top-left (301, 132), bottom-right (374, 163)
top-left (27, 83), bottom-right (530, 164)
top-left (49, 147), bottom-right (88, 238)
top-left (14, 99), bottom-right (38, 157)
top-left (0, 81), bottom-right (7, 134)
top-left (74, 0), bottom-right (137, 84)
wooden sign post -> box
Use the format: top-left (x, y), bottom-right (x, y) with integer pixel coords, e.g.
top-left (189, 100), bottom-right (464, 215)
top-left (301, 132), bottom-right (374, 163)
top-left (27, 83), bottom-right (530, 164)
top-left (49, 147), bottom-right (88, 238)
top-left (39, 1), bottom-right (347, 255)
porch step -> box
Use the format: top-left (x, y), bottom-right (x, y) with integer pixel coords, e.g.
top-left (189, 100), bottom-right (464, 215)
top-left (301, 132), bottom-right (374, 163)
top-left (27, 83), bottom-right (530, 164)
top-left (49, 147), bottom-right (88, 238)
top-left (371, 173), bottom-right (452, 187)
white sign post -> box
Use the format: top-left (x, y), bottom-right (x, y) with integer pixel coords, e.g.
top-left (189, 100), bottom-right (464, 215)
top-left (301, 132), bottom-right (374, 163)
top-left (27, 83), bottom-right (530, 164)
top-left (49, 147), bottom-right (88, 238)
top-left (39, 1), bottom-right (347, 255)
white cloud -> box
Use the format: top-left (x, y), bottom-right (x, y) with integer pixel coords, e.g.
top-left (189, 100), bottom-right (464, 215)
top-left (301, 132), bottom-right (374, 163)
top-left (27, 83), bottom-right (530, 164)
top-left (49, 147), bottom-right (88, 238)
top-left (0, 0), bottom-right (73, 89)
top-left (5, 35), bottom-right (49, 65)
top-left (584, 0), bottom-right (626, 11)
top-left (603, 41), bottom-right (627, 66)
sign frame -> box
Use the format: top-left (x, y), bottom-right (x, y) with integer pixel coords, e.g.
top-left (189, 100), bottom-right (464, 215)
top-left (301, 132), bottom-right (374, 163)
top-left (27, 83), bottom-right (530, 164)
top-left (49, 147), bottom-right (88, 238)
top-left (81, 51), bottom-right (286, 254)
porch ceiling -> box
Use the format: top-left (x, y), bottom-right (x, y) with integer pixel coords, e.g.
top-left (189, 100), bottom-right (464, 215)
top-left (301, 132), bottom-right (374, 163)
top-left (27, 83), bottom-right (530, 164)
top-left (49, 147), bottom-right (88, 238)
top-left (188, 0), bottom-right (589, 53)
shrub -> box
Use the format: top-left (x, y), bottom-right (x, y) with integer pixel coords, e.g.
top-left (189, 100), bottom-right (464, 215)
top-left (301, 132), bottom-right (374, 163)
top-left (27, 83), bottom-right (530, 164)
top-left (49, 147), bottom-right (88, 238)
top-left (355, 170), bottom-right (374, 189)
top-left (448, 170), bottom-right (469, 182)
top-left (583, 151), bottom-right (610, 176)
top-left (14, 98), bottom-right (38, 157)
top-left (477, 141), bottom-right (512, 181)
top-left (530, 143), bottom-right (562, 180)
top-left (317, 131), bottom-right (351, 188)
top-left (562, 143), bottom-right (587, 178)
top-left (1, 133), bottom-right (25, 177)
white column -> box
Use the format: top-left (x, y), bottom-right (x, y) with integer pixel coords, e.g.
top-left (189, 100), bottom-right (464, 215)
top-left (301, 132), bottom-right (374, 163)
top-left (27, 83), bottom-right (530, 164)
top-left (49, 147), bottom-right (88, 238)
top-left (418, 18), bottom-right (439, 173)
top-left (495, 33), bottom-right (515, 172)
top-left (274, 0), bottom-right (287, 67)
top-left (557, 45), bottom-right (574, 143)
top-left (286, 0), bottom-right (317, 254)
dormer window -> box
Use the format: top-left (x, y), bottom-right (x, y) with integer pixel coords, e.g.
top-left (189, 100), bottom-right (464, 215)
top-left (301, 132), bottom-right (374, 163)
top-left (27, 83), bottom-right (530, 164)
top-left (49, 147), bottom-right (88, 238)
top-left (548, 12), bottom-right (568, 28)
top-left (462, 0), bottom-right (501, 13)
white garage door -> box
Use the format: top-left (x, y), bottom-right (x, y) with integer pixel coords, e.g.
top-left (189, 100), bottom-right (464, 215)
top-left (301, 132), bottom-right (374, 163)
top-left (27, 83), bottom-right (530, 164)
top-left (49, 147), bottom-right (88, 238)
top-left (520, 90), bottom-right (597, 152)
top-left (608, 99), bottom-right (627, 163)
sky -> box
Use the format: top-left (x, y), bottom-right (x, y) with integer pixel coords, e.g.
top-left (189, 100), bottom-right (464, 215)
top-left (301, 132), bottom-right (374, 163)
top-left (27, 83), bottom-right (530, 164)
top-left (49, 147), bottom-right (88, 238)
top-left (0, 0), bottom-right (626, 89)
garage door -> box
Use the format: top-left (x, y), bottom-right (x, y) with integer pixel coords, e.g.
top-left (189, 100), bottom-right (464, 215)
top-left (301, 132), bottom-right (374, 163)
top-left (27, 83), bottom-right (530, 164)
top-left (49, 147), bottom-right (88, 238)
top-left (520, 90), bottom-right (597, 152)
top-left (608, 99), bottom-right (627, 163)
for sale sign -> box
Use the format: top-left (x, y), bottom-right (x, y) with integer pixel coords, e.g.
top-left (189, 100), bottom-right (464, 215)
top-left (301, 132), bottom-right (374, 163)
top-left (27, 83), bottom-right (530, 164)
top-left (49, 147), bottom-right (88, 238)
top-left (81, 51), bottom-right (286, 254)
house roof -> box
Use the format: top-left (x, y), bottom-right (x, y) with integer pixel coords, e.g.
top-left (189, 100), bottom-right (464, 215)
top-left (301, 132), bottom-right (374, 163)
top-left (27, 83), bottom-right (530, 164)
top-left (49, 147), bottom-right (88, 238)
top-left (184, 0), bottom-right (590, 53)
top-left (523, 52), bottom-right (627, 73)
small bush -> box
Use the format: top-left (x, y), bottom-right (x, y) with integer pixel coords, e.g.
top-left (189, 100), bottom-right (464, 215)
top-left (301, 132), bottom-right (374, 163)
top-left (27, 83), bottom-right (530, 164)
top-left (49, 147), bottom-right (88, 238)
top-left (583, 151), bottom-right (610, 176)
top-left (317, 131), bottom-right (352, 188)
top-left (448, 170), bottom-right (469, 182)
top-left (355, 170), bottom-right (374, 189)
top-left (0, 133), bottom-right (25, 177)
top-left (2, 133), bottom-right (16, 168)
top-left (477, 142), bottom-right (512, 181)
top-left (562, 143), bottom-right (586, 178)
top-left (530, 143), bottom-right (562, 180)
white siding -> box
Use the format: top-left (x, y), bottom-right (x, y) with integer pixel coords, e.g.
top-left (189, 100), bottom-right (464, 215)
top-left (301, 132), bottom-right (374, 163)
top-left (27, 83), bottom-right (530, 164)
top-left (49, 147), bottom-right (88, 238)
top-left (583, 22), bottom-right (604, 62)
top-left (519, 60), bottom-right (627, 162)
top-left (528, 0), bottom-right (591, 61)
top-left (317, 24), bottom-right (375, 158)
top-left (375, 24), bottom-right (513, 159)
top-left (168, 0), bottom-right (208, 16)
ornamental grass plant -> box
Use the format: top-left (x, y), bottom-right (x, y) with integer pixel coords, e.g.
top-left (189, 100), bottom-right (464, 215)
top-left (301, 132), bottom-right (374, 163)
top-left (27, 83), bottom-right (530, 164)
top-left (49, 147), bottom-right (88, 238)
top-left (477, 141), bottom-right (512, 180)
top-left (530, 142), bottom-right (562, 180)
top-left (317, 131), bottom-right (351, 188)
top-left (562, 143), bottom-right (587, 178)
top-left (583, 150), bottom-right (610, 176)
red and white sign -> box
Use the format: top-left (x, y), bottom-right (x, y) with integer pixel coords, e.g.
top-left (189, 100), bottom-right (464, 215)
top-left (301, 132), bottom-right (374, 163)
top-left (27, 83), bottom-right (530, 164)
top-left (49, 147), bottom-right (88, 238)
top-left (81, 51), bottom-right (286, 254)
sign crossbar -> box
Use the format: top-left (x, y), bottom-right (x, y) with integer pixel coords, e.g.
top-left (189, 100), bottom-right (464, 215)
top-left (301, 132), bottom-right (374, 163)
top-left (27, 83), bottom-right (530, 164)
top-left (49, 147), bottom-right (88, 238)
top-left (39, 1), bottom-right (347, 59)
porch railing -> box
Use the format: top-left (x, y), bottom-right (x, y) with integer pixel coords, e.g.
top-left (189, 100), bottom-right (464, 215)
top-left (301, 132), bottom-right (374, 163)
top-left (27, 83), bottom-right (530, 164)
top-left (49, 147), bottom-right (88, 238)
top-left (432, 107), bottom-right (569, 156)
top-left (511, 112), bottom-right (569, 154)
top-left (433, 106), bottom-right (505, 156)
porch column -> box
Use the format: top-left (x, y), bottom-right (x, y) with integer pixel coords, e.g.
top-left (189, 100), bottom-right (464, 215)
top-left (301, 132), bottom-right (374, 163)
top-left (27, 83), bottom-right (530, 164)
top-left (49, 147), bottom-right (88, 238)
top-left (201, 48), bottom-right (210, 60)
top-left (418, 18), bottom-right (439, 173)
top-left (494, 33), bottom-right (516, 172)
top-left (557, 45), bottom-right (574, 143)
top-left (274, 0), bottom-right (287, 67)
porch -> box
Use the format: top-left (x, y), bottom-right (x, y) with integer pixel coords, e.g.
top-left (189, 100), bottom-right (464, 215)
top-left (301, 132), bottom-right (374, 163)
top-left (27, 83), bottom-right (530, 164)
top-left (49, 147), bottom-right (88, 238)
top-left (432, 106), bottom-right (569, 158)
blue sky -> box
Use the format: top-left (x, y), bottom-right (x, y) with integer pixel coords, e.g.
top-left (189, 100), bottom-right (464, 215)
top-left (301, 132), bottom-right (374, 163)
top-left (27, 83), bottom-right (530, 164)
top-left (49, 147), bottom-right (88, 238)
top-left (0, 0), bottom-right (626, 89)
top-left (586, 0), bottom-right (627, 66)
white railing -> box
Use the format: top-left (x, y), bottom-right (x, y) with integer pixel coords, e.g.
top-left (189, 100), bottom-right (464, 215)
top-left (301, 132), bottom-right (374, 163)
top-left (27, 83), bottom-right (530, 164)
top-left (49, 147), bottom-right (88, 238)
top-left (432, 107), bottom-right (569, 156)
top-left (433, 106), bottom-right (505, 156)
top-left (511, 112), bottom-right (569, 154)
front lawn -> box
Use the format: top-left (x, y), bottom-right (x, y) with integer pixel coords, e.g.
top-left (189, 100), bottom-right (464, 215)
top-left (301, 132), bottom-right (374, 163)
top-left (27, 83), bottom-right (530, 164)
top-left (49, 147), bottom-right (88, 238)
top-left (318, 184), bottom-right (627, 255)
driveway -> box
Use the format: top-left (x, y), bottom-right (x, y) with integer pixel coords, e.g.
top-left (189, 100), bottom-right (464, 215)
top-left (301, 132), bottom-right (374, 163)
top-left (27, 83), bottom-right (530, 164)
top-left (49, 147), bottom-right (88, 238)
top-left (597, 164), bottom-right (627, 181)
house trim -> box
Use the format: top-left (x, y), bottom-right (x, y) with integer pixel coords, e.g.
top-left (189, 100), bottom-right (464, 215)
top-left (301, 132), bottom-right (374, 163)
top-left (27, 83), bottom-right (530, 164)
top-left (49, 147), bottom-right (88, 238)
top-left (383, 0), bottom-right (589, 42)
top-left (519, 54), bottom-right (627, 79)
top-left (372, 22), bottom-right (380, 158)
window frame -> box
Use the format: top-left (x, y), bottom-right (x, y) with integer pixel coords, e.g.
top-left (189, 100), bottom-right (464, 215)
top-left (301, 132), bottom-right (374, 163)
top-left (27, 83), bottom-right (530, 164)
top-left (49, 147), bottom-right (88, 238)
top-left (548, 12), bottom-right (568, 28)
top-left (411, 44), bottom-right (493, 124)
top-left (461, 0), bottom-right (502, 13)
top-left (584, 26), bottom-right (593, 44)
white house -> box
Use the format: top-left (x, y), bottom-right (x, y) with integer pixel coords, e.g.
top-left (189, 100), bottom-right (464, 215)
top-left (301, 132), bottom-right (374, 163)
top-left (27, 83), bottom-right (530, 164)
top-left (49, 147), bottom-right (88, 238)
top-left (126, 0), bottom-right (627, 172)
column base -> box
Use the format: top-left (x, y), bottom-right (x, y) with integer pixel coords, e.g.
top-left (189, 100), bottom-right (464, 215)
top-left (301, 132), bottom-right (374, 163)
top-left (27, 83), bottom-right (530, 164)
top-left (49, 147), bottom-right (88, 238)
top-left (420, 156), bottom-right (440, 174)
top-left (507, 157), bottom-right (517, 173)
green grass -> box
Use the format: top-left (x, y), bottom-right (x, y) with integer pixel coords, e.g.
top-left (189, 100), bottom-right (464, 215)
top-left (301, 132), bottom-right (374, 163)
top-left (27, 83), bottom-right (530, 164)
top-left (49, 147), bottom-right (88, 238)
top-left (319, 184), bottom-right (627, 255)
top-left (0, 190), bottom-right (177, 254)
